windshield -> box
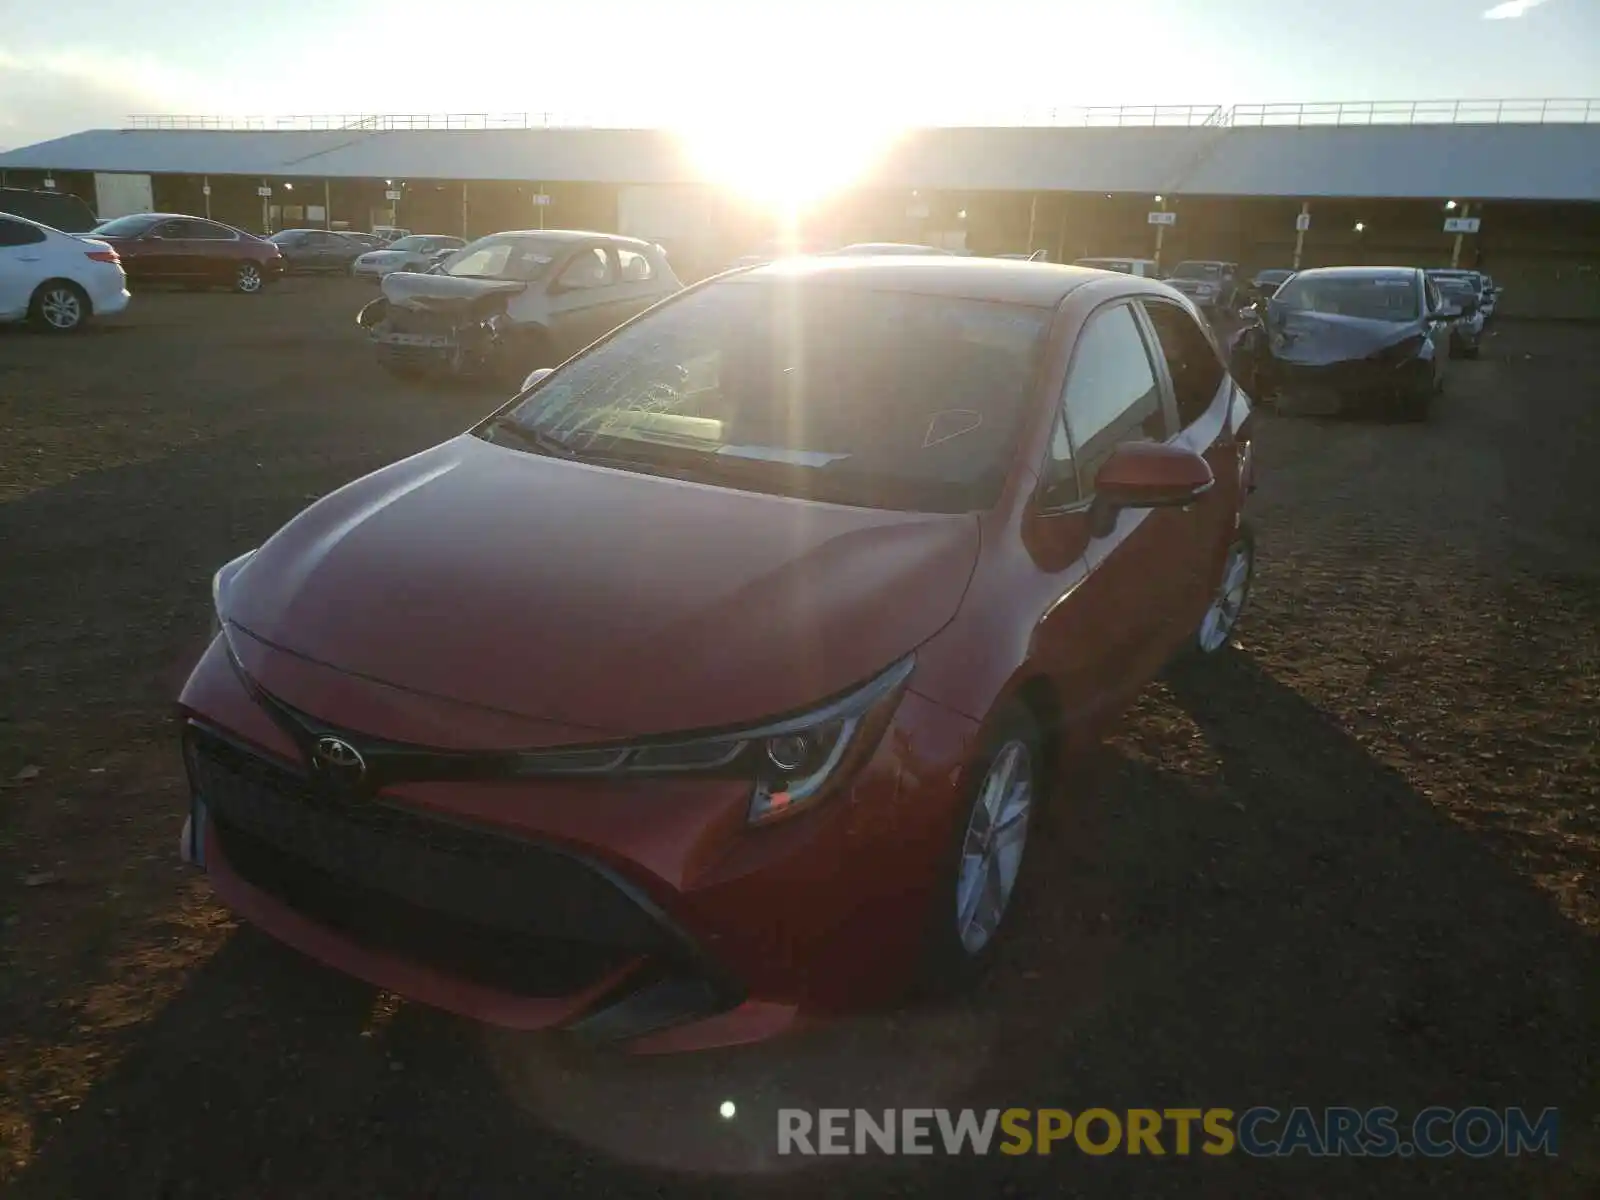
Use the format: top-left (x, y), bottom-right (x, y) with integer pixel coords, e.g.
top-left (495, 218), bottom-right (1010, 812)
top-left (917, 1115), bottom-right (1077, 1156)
top-left (1171, 262), bottom-right (1222, 280)
top-left (1435, 278), bottom-right (1477, 303)
top-left (1274, 275), bottom-right (1420, 322)
top-left (91, 214), bottom-right (162, 238)
top-left (478, 282), bottom-right (1050, 512)
top-left (387, 236), bottom-right (431, 252)
top-left (445, 235), bottom-right (563, 281)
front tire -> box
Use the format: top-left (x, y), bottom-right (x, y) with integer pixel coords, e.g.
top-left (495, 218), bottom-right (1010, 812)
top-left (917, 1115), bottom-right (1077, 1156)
top-left (29, 280), bottom-right (89, 333)
top-left (234, 262), bottom-right (265, 294)
top-left (925, 702), bottom-right (1042, 990)
top-left (1192, 522), bottom-right (1255, 657)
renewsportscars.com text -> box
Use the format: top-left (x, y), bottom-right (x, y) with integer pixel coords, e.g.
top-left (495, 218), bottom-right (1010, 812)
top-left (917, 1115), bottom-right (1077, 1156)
top-left (776, 1106), bottom-right (1559, 1158)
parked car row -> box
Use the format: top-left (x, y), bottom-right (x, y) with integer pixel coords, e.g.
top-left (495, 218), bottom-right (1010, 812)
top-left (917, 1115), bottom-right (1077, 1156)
top-left (184, 251), bottom-right (1259, 1052)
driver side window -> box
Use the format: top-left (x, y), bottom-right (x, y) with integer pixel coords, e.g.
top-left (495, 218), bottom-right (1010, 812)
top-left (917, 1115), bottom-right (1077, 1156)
top-left (1042, 303), bottom-right (1168, 506)
top-left (557, 247), bottom-right (616, 290)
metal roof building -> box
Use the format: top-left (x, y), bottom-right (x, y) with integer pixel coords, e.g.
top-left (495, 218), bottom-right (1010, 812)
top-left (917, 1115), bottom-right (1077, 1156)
top-left (3, 101), bottom-right (1598, 201)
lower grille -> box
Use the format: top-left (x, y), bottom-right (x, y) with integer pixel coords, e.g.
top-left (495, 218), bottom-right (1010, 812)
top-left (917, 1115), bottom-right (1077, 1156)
top-left (214, 816), bottom-right (636, 995)
top-left (388, 309), bottom-right (460, 336)
top-left (186, 726), bottom-right (682, 997)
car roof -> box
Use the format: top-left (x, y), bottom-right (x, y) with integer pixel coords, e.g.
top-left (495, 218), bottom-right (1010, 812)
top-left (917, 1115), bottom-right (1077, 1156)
top-left (1290, 266), bottom-right (1420, 281)
top-left (828, 242), bottom-right (954, 253)
top-left (484, 228), bottom-right (654, 249)
top-left (731, 256), bottom-right (1109, 307)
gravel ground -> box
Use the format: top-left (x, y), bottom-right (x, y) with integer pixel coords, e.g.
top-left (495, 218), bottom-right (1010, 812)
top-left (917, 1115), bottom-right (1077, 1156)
top-left (0, 280), bottom-right (1596, 1198)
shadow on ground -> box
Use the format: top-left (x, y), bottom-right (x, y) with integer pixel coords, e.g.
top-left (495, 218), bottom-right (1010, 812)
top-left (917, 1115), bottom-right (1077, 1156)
top-left (7, 654), bottom-right (1595, 1199)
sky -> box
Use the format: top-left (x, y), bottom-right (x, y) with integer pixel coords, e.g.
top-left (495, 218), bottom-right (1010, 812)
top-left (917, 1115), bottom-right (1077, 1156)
top-left (1, 0), bottom-right (1597, 150)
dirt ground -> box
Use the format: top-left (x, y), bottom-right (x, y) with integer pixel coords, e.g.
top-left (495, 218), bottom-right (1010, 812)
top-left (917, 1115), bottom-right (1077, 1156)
top-left (0, 279), bottom-right (1596, 1198)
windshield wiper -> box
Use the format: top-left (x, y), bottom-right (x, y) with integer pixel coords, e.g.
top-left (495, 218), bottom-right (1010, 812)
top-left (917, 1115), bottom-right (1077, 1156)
top-left (484, 418), bottom-right (577, 459)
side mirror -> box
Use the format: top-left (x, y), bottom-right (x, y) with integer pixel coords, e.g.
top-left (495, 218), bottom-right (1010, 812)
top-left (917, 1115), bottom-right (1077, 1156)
top-left (521, 366), bottom-right (554, 392)
top-left (1090, 442), bottom-right (1215, 534)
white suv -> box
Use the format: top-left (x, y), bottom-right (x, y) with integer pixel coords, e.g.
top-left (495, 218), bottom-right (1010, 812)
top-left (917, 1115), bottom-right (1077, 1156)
top-left (0, 213), bottom-right (130, 332)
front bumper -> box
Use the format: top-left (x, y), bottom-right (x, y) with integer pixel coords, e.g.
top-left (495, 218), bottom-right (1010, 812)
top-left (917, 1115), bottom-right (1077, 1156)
top-left (371, 314), bottom-right (509, 376)
top-left (1259, 355), bottom-right (1431, 411)
top-left (176, 634), bottom-right (976, 1052)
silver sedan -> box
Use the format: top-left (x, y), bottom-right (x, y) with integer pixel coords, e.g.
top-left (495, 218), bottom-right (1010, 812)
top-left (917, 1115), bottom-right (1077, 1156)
top-left (351, 234), bottom-right (467, 282)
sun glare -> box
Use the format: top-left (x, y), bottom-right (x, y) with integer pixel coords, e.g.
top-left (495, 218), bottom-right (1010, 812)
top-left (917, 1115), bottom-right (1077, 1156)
top-left (681, 114), bottom-right (898, 217)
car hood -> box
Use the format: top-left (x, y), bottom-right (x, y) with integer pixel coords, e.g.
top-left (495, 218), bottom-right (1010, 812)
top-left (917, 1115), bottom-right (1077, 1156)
top-left (1263, 308), bottom-right (1424, 366)
top-left (380, 272), bottom-right (526, 310)
top-left (222, 435), bottom-right (981, 739)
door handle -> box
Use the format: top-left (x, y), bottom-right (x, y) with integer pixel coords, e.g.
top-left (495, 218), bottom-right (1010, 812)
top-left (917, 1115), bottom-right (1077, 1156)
top-left (19, 255), bottom-right (42, 262)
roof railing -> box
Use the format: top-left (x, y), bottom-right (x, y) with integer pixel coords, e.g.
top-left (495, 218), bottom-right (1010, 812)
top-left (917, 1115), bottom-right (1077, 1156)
top-left (123, 99), bottom-right (1600, 133)
top-left (1224, 98), bottom-right (1600, 126)
top-left (124, 105), bottom-right (1227, 131)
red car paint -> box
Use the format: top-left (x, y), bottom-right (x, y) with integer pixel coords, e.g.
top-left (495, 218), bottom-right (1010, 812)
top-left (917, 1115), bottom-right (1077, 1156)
top-left (178, 259), bottom-right (1254, 1053)
top-left (89, 212), bottom-right (284, 289)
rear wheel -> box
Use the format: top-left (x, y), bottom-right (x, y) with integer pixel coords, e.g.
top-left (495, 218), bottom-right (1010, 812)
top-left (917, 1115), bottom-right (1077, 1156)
top-left (234, 262), bottom-right (264, 294)
top-left (29, 280), bottom-right (89, 333)
top-left (1193, 522), bottom-right (1255, 657)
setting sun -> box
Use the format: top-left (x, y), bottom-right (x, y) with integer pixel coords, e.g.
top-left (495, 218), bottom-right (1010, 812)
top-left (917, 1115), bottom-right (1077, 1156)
top-left (680, 113), bottom-right (899, 216)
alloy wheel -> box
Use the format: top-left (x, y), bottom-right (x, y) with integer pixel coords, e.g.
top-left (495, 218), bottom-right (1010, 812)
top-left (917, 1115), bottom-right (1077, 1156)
top-left (40, 287), bottom-right (83, 330)
top-left (1198, 536), bottom-right (1252, 653)
top-left (955, 739), bottom-right (1034, 955)
top-left (237, 264), bottom-right (263, 293)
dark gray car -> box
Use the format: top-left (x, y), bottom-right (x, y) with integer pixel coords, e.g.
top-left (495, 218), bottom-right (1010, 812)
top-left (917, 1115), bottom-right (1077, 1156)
top-left (268, 229), bottom-right (366, 274)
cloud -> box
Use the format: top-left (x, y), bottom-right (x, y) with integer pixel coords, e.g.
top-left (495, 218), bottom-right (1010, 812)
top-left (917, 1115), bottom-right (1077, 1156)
top-left (0, 49), bottom-right (203, 150)
top-left (1482, 0), bottom-right (1552, 18)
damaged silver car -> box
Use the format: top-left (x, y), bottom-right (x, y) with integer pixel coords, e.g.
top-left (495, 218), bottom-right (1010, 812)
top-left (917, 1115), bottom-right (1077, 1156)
top-left (356, 230), bottom-right (681, 381)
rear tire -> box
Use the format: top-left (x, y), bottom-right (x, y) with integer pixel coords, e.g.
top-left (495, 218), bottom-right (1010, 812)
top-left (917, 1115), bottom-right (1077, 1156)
top-left (29, 280), bottom-right (89, 333)
top-left (1190, 522), bottom-right (1255, 658)
top-left (924, 702), bottom-right (1043, 992)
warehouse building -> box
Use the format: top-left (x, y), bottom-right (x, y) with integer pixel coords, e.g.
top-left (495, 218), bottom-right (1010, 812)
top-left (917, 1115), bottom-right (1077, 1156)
top-left (2, 100), bottom-right (1597, 318)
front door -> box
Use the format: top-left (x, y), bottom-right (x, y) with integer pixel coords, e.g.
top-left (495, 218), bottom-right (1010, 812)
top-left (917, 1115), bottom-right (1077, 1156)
top-left (1031, 300), bottom-right (1187, 736)
top-left (142, 218), bottom-right (197, 281)
top-left (546, 245), bottom-right (632, 357)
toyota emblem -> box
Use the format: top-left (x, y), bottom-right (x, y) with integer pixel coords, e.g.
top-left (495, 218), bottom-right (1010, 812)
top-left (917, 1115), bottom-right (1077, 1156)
top-left (312, 736), bottom-right (366, 783)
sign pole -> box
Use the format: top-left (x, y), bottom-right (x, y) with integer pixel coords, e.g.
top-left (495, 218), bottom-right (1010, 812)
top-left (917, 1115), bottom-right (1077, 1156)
top-left (1153, 196), bottom-right (1168, 273)
top-left (324, 179), bottom-right (332, 230)
top-left (461, 181), bottom-right (469, 238)
top-left (260, 179), bottom-right (269, 234)
top-left (203, 175), bottom-right (211, 220)
top-left (1450, 202), bottom-right (1471, 268)
top-left (1292, 201), bottom-right (1311, 269)
top-left (1025, 193), bottom-right (1038, 255)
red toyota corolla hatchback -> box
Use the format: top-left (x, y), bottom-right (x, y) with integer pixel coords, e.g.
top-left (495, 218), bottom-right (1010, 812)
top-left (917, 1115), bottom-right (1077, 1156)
top-left (178, 257), bottom-right (1257, 1053)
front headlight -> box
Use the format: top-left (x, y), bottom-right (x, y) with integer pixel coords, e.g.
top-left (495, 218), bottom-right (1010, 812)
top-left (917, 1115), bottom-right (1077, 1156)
top-left (508, 656), bottom-right (915, 825)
